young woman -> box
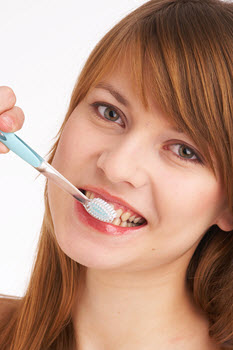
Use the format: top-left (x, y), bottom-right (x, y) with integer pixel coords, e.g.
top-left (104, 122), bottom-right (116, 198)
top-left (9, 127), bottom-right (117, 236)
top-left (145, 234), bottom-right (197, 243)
top-left (0, 0), bottom-right (233, 349)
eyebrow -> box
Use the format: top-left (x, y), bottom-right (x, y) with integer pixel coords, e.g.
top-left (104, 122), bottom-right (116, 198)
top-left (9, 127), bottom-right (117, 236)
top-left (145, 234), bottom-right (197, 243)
top-left (95, 82), bottom-right (130, 108)
top-left (94, 82), bottom-right (184, 134)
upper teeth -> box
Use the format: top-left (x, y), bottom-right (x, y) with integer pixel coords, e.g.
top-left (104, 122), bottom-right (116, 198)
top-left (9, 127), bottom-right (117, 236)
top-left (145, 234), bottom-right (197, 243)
top-left (85, 190), bottom-right (145, 224)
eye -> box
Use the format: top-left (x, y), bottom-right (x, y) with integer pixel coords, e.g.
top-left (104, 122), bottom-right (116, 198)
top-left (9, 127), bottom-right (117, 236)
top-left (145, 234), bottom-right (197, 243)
top-left (89, 102), bottom-right (204, 166)
top-left (90, 102), bottom-right (124, 126)
top-left (164, 143), bottom-right (204, 165)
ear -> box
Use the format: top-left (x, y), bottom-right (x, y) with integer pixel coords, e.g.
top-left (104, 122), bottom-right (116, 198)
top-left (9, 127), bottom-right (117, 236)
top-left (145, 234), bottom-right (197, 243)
top-left (215, 208), bottom-right (233, 232)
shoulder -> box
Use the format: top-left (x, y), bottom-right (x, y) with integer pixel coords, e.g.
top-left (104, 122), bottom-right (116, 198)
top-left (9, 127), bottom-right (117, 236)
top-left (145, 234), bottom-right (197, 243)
top-left (0, 296), bottom-right (20, 321)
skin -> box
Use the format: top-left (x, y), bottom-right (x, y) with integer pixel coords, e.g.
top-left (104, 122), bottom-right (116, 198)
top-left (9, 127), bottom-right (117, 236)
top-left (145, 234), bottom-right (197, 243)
top-left (1, 69), bottom-right (233, 349)
top-left (47, 64), bottom-right (233, 350)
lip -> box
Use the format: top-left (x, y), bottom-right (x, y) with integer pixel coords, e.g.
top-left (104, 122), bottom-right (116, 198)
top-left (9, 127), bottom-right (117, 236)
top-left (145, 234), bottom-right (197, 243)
top-left (74, 199), bottom-right (147, 235)
top-left (79, 185), bottom-right (146, 220)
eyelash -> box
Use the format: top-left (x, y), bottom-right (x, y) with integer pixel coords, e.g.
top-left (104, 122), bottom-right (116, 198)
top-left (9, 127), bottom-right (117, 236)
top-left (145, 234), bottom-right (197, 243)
top-left (89, 102), bottom-right (204, 165)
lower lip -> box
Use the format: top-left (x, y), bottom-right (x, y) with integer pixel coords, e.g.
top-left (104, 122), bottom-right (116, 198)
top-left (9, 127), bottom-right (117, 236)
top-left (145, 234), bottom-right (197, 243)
top-left (74, 199), bottom-right (147, 235)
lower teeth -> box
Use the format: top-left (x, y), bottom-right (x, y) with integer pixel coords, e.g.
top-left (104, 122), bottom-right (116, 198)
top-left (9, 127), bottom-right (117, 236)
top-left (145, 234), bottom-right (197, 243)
top-left (110, 216), bottom-right (142, 227)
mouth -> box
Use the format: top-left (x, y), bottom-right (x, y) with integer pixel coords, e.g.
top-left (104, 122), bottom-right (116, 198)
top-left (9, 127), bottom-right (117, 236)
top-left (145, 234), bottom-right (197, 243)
top-left (79, 188), bottom-right (147, 228)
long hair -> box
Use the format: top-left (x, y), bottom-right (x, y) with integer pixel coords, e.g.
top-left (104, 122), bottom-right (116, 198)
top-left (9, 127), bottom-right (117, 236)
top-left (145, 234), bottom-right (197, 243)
top-left (0, 0), bottom-right (233, 349)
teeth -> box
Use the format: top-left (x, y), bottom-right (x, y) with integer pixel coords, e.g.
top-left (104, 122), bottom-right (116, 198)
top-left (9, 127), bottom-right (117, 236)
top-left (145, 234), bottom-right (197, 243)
top-left (115, 208), bottom-right (123, 218)
top-left (129, 214), bottom-right (136, 222)
top-left (112, 218), bottom-right (121, 225)
top-left (85, 191), bottom-right (91, 198)
top-left (133, 217), bottom-right (142, 224)
top-left (120, 221), bottom-right (128, 227)
top-left (121, 212), bottom-right (131, 222)
top-left (84, 190), bottom-right (146, 226)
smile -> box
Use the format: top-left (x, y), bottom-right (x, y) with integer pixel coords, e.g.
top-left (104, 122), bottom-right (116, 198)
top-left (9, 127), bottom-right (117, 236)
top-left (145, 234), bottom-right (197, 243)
top-left (74, 187), bottom-right (147, 235)
top-left (83, 190), bottom-right (146, 227)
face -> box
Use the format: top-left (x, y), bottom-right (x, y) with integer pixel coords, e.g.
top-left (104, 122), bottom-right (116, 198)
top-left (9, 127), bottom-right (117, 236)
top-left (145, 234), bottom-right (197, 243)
top-left (47, 65), bottom-right (229, 273)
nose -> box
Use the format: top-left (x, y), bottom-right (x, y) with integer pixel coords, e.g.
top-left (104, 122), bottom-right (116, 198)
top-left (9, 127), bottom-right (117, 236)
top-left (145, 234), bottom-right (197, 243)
top-left (96, 133), bottom-right (149, 188)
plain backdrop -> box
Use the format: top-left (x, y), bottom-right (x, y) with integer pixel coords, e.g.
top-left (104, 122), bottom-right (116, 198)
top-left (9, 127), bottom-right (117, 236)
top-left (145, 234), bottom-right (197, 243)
top-left (0, 0), bottom-right (147, 297)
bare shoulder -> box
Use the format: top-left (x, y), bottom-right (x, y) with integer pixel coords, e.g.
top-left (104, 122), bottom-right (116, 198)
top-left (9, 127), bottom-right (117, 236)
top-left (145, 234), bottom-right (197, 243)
top-left (0, 296), bottom-right (20, 320)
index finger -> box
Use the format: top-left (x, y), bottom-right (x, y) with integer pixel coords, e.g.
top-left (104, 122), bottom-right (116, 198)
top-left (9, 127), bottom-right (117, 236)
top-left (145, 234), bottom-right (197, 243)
top-left (0, 86), bottom-right (16, 114)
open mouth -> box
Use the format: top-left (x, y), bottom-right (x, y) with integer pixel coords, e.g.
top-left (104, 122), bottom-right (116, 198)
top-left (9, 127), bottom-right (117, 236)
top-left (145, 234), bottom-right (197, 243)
top-left (80, 189), bottom-right (147, 227)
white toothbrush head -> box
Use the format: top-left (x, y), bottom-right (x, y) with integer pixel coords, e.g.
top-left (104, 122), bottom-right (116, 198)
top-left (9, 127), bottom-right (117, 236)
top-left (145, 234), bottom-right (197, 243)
top-left (84, 198), bottom-right (117, 223)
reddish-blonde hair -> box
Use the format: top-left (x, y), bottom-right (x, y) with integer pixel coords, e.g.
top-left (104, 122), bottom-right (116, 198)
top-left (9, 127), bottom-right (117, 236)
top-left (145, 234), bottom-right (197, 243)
top-left (1, 0), bottom-right (233, 349)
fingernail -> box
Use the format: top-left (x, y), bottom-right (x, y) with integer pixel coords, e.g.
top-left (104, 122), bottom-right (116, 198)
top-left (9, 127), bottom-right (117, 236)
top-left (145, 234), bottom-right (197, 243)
top-left (1, 115), bottom-right (13, 129)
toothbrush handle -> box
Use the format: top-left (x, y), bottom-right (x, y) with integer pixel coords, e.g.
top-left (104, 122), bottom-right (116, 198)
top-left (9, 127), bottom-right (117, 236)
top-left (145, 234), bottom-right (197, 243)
top-left (0, 130), bottom-right (88, 205)
top-left (0, 130), bottom-right (44, 167)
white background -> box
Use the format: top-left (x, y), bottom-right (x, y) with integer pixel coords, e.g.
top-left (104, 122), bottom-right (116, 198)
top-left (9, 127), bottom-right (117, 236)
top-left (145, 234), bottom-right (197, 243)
top-left (0, 0), bottom-right (147, 297)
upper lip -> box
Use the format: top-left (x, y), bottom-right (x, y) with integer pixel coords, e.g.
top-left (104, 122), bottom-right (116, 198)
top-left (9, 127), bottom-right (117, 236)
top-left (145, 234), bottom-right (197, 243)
top-left (80, 185), bottom-right (146, 220)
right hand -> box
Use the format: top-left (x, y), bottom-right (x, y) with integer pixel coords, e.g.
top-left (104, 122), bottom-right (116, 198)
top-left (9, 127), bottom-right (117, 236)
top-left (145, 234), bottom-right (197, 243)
top-left (0, 86), bottom-right (25, 153)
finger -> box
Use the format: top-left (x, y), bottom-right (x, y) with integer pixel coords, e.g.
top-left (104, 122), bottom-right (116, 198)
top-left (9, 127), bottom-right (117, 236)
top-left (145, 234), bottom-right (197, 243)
top-left (0, 86), bottom-right (16, 114)
top-left (0, 106), bottom-right (25, 133)
top-left (0, 141), bottom-right (10, 154)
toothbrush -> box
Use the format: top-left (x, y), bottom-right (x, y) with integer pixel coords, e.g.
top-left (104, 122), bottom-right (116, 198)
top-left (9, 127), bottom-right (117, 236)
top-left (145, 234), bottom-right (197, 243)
top-left (0, 130), bottom-right (117, 223)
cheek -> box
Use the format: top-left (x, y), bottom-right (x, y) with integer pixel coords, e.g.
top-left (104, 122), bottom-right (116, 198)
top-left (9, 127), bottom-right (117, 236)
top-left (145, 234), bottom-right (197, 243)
top-left (150, 170), bottom-right (223, 250)
top-left (156, 168), bottom-right (222, 223)
top-left (139, 179), bottom-right (222, 268)
top-left (47, 111), bottom-right (109, 257)
top-left (51, 111), bottom-right (106, 177)
top-left (52, 119), bottom-right (88, 173)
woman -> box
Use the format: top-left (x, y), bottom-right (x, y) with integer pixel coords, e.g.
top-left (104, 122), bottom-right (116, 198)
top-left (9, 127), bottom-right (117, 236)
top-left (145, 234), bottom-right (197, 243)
top-left (0, 0), bottom-right (233, 349)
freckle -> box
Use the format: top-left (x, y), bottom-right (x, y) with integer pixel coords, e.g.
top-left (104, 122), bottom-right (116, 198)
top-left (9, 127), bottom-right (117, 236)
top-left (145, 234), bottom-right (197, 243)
top-left (152, 248), bottom-right (155, 251)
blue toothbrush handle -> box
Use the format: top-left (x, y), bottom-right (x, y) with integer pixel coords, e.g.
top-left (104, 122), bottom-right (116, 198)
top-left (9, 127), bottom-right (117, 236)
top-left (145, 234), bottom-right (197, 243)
top-left (0, 130), bottom-right (44, 168)
top-left (0, 130), bottom-right (116, 222)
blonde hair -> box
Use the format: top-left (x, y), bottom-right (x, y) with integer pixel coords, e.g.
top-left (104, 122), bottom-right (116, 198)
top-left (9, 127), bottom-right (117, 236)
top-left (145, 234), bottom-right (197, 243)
top-left (0, 0), bottom-right (233, 349)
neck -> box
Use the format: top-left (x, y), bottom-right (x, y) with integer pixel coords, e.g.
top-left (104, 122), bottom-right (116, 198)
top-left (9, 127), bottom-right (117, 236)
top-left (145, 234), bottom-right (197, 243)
top-left (72, 260), bottom-right (210, 350)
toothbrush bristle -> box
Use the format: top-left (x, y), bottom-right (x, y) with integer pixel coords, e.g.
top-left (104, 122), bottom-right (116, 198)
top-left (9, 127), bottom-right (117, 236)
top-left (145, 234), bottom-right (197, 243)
top-left (84, 198), bottom-right (117, 223)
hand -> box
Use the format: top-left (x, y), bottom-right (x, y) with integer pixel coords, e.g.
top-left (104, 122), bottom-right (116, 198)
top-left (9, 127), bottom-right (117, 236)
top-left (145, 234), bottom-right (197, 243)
top-left (0, 86), bottom-right (25, 153)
